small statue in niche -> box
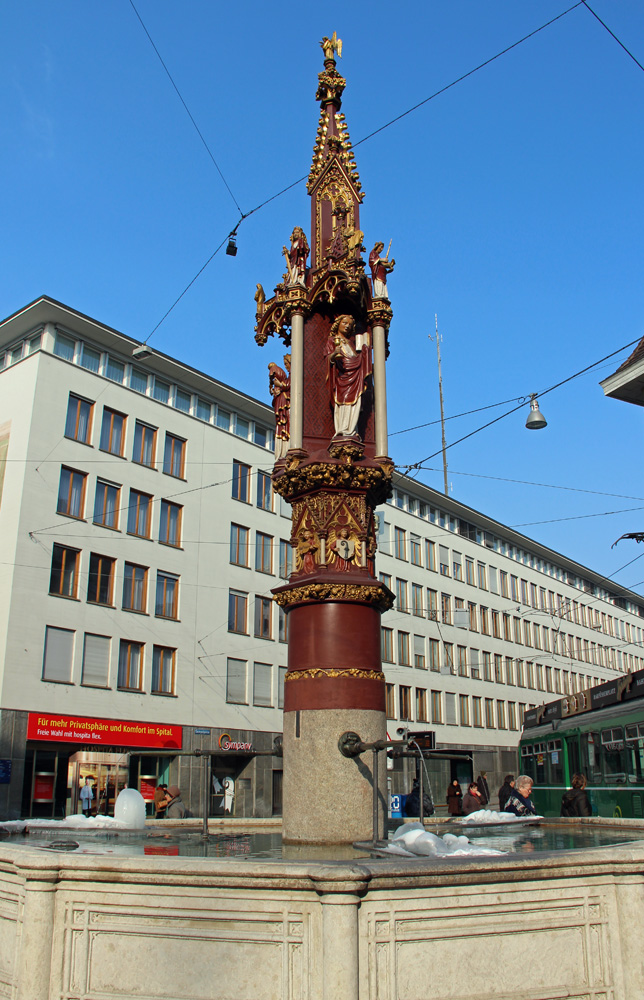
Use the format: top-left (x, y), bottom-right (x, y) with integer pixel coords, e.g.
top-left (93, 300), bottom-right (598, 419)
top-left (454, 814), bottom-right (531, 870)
top-left (283, 227), bottom-right (309, 286)
top-left (369, 241), bottom-right (395, 298)
top-left (329, 526), bottom-right (359, 571)
top-left (268, 355), bottom-right (291, 460)
top-left (325, 314), bottom-right (371, 438)
top-left (254, 283), bottom-right (266, 317)
top-left (295, 529), bottom-right (318, 574)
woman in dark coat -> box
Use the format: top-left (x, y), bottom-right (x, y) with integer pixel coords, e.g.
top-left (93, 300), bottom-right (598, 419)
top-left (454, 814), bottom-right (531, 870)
top-left (561, 774), bottom-right (592, 817)
top-left (462, 782), bottom-right (484, 816)
top-left (446, 779), bottom-right (463, 816)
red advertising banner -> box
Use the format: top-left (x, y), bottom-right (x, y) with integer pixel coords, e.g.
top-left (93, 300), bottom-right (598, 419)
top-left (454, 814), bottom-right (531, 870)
top-left (27, 713), bottom-right (182, 750)
top-left (140, 779), bottom-right (157, 802)
top-left (33, 774), bottom-right (55, 802)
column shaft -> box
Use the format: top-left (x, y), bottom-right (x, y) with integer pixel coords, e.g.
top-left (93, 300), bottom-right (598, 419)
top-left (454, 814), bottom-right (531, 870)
top-left (290, 311), bottom-right (304, 450)
top-left (372, 323), bottom-right (388, 457)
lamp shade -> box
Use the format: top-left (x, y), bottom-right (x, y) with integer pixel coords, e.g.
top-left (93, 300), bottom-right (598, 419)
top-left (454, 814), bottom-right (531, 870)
top-left (525, 395), bottom-right (547, 430)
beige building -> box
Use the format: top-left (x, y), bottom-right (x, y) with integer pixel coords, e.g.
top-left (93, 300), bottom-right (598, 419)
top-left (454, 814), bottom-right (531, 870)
top-left (0, 296), bottom-right (641, 818)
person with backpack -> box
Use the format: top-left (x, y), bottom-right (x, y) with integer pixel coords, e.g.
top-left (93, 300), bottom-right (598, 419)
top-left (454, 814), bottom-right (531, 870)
top-left (561, 774), bottom-right (592, 817)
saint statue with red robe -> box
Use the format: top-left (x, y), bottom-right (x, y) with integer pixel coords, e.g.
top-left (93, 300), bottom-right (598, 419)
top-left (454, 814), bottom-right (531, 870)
top-left (325, 315), bottom-right (372, 438)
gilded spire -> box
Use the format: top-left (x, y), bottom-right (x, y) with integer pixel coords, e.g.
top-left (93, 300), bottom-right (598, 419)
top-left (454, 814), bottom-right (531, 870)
top-left (307, 35), bottom-right (363, 198)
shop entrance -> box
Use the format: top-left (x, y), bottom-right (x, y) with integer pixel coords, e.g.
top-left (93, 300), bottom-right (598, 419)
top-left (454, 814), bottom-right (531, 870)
top-left (67, 751), bottom-right (129, 817)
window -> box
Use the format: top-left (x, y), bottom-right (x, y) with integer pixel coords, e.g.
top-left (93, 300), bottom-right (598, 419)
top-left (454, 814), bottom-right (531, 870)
top-left (477, 562), bottom-right (487, 590)
top-left (505, 657), bottom-right (514, 686)
top-left (513, 617), bottom-right (522, 644)
top-left (127, 490), bottom-right (152, 538)
top-left (416, 688), bottom-right (428, 722)
top-left (458, 645), bottom-right (468, 677)
top-left (398, 631), bottom-right (410, 665)
top-left (495, 654), bottom-right (503, 684)
top-left (156, 572), bottom-right (179, 619)
top-left (395, 527), bottom-right (407, 560)
top-left (511, 575), bottom-right (519, 601)
top-left (431, 690), bottom-right (442, 724)
top-left (228, 590), bottom-right (248, 633)
top-left (49, 544), bottom-right (80, 598)
top-left (410, 534), bottom-right (422, 566)
top-left (386, 683), bottom-right (396, 719)
top-left (445, 692), bottom-right (457, 725)
top-left (523, 620), bottom-right (532, 647)
top-left (196, 398), bottom-right (212, 421)
top-left (163, 433), bottom-right (186, 478)
top-left (412, 583), bottom-right (424, 617)
top-left (235, 415), bottom-right (250, 439)
top-left (459, 694), bottom-right (470, 726)
top-left (117, 640), bottom-right (143, 690)
top-left (123, 563), bottom-right (148, 613)
top-left (500, 571), bottom-right (509, 597)
top-left (254, 596), bottom-right (272, 639)
top-left (444, 642), bottom-right (454, 672)
top-left (278, 606), bottom-right (289, 643)
top-left (483, 651), bottom-right (492, 681)
top-left (255, 532), bottom-right (273, 574)
top-left (174, 388), bottom-right (191, 413)
top-left (232, 460), bottom-right (250, 502)
top-left (159, 500), bottom-right (182, 547)
top-left (253, 662), bottom-right (273, 707)
top-left (257, 471), bottom-right (273, 511)
top-left (152, 646), bottom-right (176, 694)
top-left (81, 634), bottom-right (110, 688)
top-left (230, 524), bottom-right (249, 566)
top-left (279, 539), bottom-right (293, 579)
top-left (217, 408), bottom-right (231, 431)
top-left (427, 588), bottom-right (438, 617)
top-left (80, 344), bottom-right (100, 372)
top-left (93, 480), bottom-right (120, 529)
top-left (130, 367), bottom-right (148, 394)
top-left (413, 634), bottom-right (426, 669)
top-left (147, 378), bottom-right (169, 406)
top-left (439, 545), bottom-right (450, 576)
top-left (380, 572), bottom-right (392, 590)
top-left (42, 626), bottom-right (74, 683)
top-left (485, 698), bottom-right (495, 728)
top-left (426, 540), bottom-right (436, 571)
top-left (382, 627), bottom-right (394, 662)
top-left (465, 558), bottom-right (475, 586)
top-left (399, 685), bottom-right (412, 720)
top-left (508, 702), bottom-right (518, 730)
top-left (497, 700), bottom-right (507, 729)
top-left (473, 696), bottom-right (483, 727)
top-left (469, 602), bottom-right (478, 631)
top-left (441, 593), bottom-right (451, 625)
top-left (503, 613), bottom-right (512, 641)
top-left (133, 421), bottom-right (156, 467)
top-left (106, 357), bottom-right (125, 383)
top-left (396, 579), bottom-right (408, 612)
top-left (100, 408), bottom-right (126, 456)
top-left (87, 554), bottom-right (115, 606)
top-left (278, 666), bottom-right (287, 709)
top-left (57, 467), bottom-right (87, 519)
top-left (480, 606), bottom-right (490, 635)
top-left (65, 394), bottom-right (93, 444)
top-left (452, 552), bottom-right (463, 581)
top-left (429, 638), bottom-right (440, 671)
top-left (53, 332), bottom-right (75, 361)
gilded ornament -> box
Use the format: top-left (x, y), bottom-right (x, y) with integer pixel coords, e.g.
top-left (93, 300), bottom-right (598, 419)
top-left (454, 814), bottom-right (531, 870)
top-left (273, 581), bottom-right (394, 612)
top-left (285, 667), bottom-right (385, 683)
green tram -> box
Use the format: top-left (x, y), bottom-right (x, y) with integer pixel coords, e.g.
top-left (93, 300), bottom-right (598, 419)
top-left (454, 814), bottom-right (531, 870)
top-left (519, 668), bottom-right (644, 818)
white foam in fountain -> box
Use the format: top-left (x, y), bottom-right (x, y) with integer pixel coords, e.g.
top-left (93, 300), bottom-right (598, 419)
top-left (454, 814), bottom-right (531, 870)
top-left (459, 809), bottom-right (544, 825)
top-left (385, 822), bottom-right (506, 857)
top-left (113, 788), bottom-right (147, 828)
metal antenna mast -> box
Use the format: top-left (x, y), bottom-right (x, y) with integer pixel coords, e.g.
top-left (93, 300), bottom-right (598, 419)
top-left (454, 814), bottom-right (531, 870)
top-left (429, 314), bottom-right (448, 495)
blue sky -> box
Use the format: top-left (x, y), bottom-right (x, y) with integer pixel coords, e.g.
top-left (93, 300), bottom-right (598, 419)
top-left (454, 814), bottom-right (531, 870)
top-left (3, 1), bottom-right (644, 592)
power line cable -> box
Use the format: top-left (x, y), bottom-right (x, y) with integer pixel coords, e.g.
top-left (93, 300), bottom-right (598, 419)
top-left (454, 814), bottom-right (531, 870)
top-left (354, 1), bottom-right (585, 149)
top-left (512, 505), bottom-right (644, 528)
top-left (142, 2), bottom-right (585, 340)
top-left (581, 1), bottom-right (644, 74)
top-left (128, 0), bottom-right (244, 216)
top-left (390, 396), bottom-right (524, 436)
top-left (416, 468), bottom-right (644, 503)
top-left (401, 336), bottom-right (642, 472)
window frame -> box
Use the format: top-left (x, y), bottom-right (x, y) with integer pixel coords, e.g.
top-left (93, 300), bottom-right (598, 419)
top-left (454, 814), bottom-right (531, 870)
top-left (133, 420), bottom-right (157, 468)
top-left (57, 466), bottom-right (87, 519)
top-left (152, 645), bottom-right (176, 695)
top-left (99, 407), bottom-right (126, 457)
top-left (155, 571), bottom-right (179, 620)
top-left (159, 500), bottom-right (182, 547)
top-left (123, 562), bottom-right (148, 613)
top-left (49, 543), bottom-right (80, 599)
top-left (65, 394), bottom-right (93, 445)
top-left (163, 433), bottom-right (186, 478)
top-left (127, 489), bottom-right (153, 538)
top-left (232, 460), bottom-right (251, 502)
top-left (93, 479), bottom-right (120, 530)
top-left (87, 553), bottom-right (115, 606)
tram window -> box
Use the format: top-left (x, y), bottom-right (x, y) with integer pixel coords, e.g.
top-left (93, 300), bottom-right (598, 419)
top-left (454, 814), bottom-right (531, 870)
top-left (625, 741), bottom-right (644, 784)
top-left (626, 725), bottom-right (638, 741)
top-left (547, 739), bottom-right (564, 784)
top-left (583, 732), bottom-right (602, 784)
top-left (567, 736), bottom-right (581, 780)
top-left (521, 745), bottom-right (536, 781)
top-left (600, 728), bottom-right (627, 784)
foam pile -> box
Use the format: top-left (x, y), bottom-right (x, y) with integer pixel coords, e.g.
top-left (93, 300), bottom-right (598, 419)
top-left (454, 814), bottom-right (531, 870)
top-left (385, 823), bottom-right (505, 857)
top-left (459, 810), bottom-right (543, 825)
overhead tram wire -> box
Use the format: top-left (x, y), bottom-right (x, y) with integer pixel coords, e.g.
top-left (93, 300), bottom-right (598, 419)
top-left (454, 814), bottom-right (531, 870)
top-left (128, 0), bottom-right (244, 217)
top-left (399, 336), bottom-right (642, 475)
top-left (139, 2), bottom-right (584, 342)
top-left (581, 2), bottom-right (644, 74)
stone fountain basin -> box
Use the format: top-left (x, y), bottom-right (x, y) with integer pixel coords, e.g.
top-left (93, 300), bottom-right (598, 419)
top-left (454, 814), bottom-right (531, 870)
top-left (1, 817), bottom-right (643, 1000)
